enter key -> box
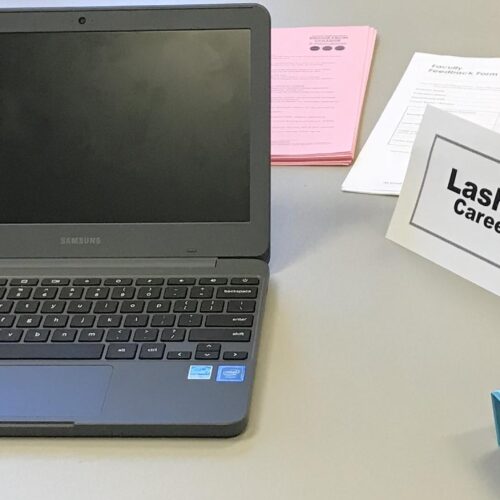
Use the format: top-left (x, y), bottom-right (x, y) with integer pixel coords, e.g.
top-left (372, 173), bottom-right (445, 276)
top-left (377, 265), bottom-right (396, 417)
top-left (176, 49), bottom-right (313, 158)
top-left (205, 314), bottom-right (254, 327)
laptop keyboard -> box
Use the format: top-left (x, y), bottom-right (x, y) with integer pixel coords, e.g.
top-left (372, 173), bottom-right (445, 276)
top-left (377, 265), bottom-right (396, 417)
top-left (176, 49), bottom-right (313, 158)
top-left (0, 277), bottom-right (260, 361)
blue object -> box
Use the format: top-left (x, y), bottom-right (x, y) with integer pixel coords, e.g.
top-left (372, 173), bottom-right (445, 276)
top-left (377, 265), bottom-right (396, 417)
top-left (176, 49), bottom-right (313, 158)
top-left (491, 391), bottom-right (500, 445)
top-left (216, 366), bottom-right (246, 383)
top-left (188, 365), bottom-right (213, 380)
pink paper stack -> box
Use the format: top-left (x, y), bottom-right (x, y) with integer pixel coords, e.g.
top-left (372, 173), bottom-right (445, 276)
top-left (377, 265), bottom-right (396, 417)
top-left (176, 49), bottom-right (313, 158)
top-left (271, 26), bottom-right (377, 166)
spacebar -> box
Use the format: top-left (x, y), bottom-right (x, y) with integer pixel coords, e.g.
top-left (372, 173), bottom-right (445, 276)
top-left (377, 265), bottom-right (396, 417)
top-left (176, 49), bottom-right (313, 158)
top-left (0, 344), bottom-right (104, 359)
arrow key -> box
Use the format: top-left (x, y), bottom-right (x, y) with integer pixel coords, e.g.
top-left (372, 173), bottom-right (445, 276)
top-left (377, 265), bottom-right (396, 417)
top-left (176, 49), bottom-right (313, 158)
top-left (166, 350), bottom-right (192, 360)
top-left (196, 343), bottom-right (221, 352)
top-left (195, 351), bottom-right (219, 360)
top-left (223, 351), bottom-right (248, 361)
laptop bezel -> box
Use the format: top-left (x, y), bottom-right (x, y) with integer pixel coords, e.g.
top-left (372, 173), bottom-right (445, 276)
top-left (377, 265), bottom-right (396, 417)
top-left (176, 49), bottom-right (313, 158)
top-left (0, 4), bottom-right (270, 260)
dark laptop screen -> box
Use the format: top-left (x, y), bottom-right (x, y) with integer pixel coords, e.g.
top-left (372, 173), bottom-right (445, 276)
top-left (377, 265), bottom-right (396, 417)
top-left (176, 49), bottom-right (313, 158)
top-left (0, 29), bottom-right (250, 224)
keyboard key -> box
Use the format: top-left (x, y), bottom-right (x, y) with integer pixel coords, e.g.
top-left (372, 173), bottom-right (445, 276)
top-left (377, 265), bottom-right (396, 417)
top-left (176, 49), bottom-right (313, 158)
top-left (70, 315), bottom-right (95, 328)
top-left (200, 300), bottom-right (224, 313)
top-left (11, 278), bottom-right (38, 286)
top-left (25, 329), bottom-right (50, 342)
top-left (151, 314), bottom-right (175, 327)
top-left (121, 301), bottom-right (145, 313)
top-left (0, 287), bottom-right (5, 299)
top-left (136, 278), bottom-right (164, 286)
top-left (190, 286), bottom-right (214, 299)
top-left (94, 301), bottom-right (119, 314)
top-left (0, 344), bottom-right (103, 359)
top-left (227, 300), bottom-right (256, 313)
top-left (0, 279), bottom-right (7, 286)
top-left (178, 314), bottom-right (203, 327)
top-left (41, 278), bottom-right (70, 286)
top-left (231, 278), bottom-right (260, 285)
top-left (41, 301), bottom-right (66, 314)
top-left (189, 329), bottom-right (251, 342)
top-left (216, 287), bottom-right (258, 299)
top-left (196, 343), bottom-right (221, 352)
top-left (205, 314), bottom-right (254, 327)
top-left (160, 328), bottom-right (186, 342)
top-left (79, 328), bottom-right (104, 342)
top-left (104, 278), bottom-right (133, 286)
top-left (52, 329), bottom-right (77, 342)
top-left (137, 287), bottom-right (162, 299)
top-left (223, 351), bottom-right (248, 360)
top-left (17, 315), bottom-right (42, 328)
top-left (7, 287), bottom-right (32, 299)
top-left (0, 315), bottom-right (15, 327)
top-left (0, 301), bottom-right (13, 313)
top-left (33, 287), bottom-right (58, 300)
top-left (59, 287), bottom-right (83, 299)
top-left (164, 287), bottom-right (187, 299)
top-left (146, 300), bottom-right (171, 313)
top-left (173, 300), bottom-right (198, 313)
top-left (14, 301), bottom-right (39, 314)
top-left (73, 278), bottom-right (101, 286)
top-left (97, 315), bottom-right (122, 328)
top-left (111, 286), bottom-right (135, 299)
top-left (106, 328), bottom-right (131, 342)
top-left (67, 301), bottom-right (92, 314)
top-left (43, 315), bottom-right (69, 328)
top-left (106, 343), bottom-right (137, 360)
top-left (139, 343), bottom-right (165, 359)
top-left (0, 329), bottom-right (23, 342)
top-left (166, 350), bottom-right (191, 360)
top-left (85, 287), bottom-right (110, 299)
top-left (167, 278), bottom-right (195, 285)
top-left (133, 328), bottom-right (159, 342)
top-left (124, 314), bottom-right (148, 327)
top-left (199, 278), bottom-right (227, 285)
top-left (195, 351), bottom-right (219, 360)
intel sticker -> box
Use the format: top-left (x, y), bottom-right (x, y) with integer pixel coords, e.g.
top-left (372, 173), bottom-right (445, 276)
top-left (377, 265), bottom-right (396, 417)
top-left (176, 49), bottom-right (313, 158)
top-left (188, 365), bottom-right (213, 380)
top-left (216, 365), bottom-right (246, 383)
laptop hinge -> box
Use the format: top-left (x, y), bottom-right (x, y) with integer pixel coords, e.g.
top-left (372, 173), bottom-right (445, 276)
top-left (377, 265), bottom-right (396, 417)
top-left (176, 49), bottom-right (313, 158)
top-left (0, 257), bottom-right (218, 269)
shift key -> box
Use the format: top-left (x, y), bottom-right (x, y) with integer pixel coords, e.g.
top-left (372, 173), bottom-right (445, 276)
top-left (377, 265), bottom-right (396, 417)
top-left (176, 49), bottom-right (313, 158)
top-left (205, 314), bottom-right (254, 327)
top-left (189, 328), bottom-right (251, 342)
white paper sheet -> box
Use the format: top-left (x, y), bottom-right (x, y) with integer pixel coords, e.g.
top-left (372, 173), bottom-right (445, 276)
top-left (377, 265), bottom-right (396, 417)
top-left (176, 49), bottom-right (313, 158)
top-left (387, 106), bottom-right (500, 296)
top-left (342, 52), bottom-right (500, 195)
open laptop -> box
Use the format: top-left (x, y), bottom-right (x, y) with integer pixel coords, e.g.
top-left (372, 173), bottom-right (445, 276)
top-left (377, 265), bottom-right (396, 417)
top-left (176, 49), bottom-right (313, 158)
top-left (0, 4), bottom-right (270, 437)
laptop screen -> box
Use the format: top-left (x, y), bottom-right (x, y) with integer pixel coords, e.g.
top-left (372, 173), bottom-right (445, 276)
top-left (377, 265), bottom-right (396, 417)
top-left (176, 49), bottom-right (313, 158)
top-left (0, 29), bottom-right (250, 224)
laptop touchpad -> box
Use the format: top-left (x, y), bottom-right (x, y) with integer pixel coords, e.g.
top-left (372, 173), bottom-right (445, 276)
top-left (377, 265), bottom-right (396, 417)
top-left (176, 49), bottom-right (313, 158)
top-left (0, 366), bottom-right (112, 418)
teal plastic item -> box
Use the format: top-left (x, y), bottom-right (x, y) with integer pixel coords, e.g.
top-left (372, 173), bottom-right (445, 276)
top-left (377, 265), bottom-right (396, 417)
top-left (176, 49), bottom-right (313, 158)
top-left (491, 391), bottom-right (500, 445)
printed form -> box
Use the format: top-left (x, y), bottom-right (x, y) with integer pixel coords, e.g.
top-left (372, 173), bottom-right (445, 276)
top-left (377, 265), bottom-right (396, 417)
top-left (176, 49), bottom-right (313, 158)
top-left (271, 26), bottom-right (376, 166)
top-left (342, 52), bottom-right (500, 194)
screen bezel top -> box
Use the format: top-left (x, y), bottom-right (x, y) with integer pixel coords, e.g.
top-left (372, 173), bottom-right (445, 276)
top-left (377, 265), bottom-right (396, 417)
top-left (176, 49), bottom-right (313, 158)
top-left (0, 4), bottom-right (270, 259)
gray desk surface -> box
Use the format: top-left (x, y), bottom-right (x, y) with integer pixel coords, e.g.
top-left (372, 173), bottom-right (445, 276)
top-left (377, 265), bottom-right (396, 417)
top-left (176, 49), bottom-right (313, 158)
top-left (2, 0), bottom-right (500, 499)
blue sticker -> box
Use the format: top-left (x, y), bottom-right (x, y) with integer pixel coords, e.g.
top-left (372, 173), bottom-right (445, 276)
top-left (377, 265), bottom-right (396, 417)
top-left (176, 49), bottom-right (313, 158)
top-left (188, 365), bottom-right (213, 380)
top-left (216, 365), bottom-right (246, 383)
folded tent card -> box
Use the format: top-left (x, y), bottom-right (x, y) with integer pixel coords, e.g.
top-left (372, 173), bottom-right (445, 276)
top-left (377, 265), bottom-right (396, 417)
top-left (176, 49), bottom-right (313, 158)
top-left (270, 26), bottom-right (377, 166)
top-left (387, 106), bottom-right (500, 296)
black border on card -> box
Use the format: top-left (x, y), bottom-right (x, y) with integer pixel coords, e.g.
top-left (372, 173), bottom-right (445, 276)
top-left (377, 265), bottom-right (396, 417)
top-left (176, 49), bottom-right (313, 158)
top-left (410, 134), bottom-right (500, 268)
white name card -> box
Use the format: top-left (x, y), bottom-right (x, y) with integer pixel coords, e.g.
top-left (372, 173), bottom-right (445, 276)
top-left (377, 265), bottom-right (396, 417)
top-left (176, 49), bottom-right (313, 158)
top-left (387, 106), bottom-right (500, 296)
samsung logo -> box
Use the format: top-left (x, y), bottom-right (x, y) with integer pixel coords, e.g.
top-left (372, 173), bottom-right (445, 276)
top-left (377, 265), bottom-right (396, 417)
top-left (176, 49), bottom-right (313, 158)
top-left (60, 237), bottom-right (102, 246)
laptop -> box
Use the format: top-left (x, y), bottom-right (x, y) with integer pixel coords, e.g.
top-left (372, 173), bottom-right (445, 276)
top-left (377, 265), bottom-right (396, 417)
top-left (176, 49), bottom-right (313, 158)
top-left (0, 4), bottom-right (270, 437)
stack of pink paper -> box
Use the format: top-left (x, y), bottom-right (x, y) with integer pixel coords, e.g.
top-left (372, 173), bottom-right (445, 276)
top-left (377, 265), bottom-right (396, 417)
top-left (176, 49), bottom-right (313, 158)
top-left (271, 26), bottom-right (377, 166)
